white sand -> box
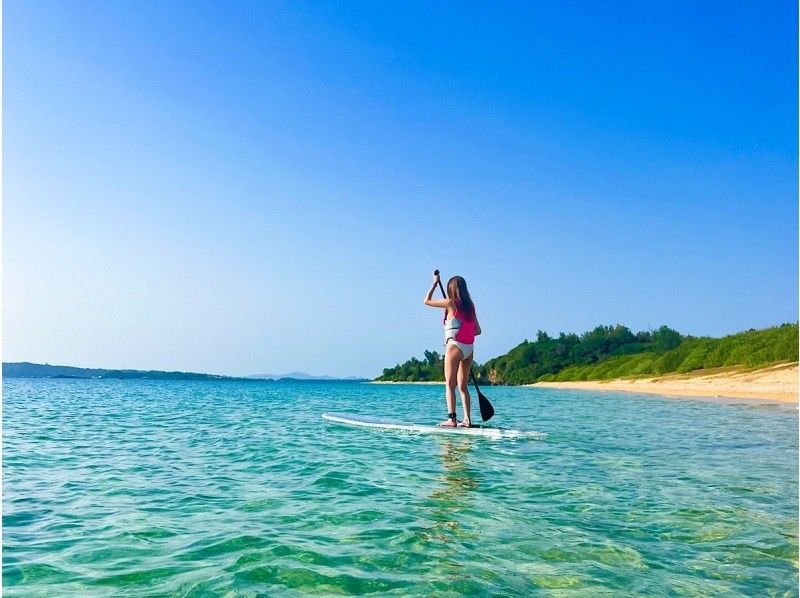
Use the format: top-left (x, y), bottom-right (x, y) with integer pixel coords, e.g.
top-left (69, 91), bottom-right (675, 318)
top-left (532, 363), bottom-right (798, 403)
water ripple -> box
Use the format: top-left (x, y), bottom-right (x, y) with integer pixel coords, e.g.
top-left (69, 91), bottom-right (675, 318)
top-left (3, 379), bottom-right (798, 596)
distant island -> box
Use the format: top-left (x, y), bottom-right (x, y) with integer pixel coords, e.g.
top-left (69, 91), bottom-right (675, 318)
top-left (376, 323), bottom-right (799, 385)
top-left (3, 362), bottom-right (368, 382)
top-left (2, 362), bottom-right (243, 380)
top-left (247, 372), bottom-right (367, 381)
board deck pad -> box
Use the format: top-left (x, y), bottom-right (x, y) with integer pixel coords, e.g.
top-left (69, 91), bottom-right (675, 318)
top-left (322, 412), bottom-right (546, 440)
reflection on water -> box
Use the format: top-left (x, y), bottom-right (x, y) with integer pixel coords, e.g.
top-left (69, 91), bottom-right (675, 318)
top-left (430, 437), bottom-right (481, 509)
top-left (419, 438), bottom-right (482, 580)
top-left (423, 438), bottom-right (480, 543)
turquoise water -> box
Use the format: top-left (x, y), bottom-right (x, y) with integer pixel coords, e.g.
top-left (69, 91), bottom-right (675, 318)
top-left (3, 379), bottom-right (798, 596)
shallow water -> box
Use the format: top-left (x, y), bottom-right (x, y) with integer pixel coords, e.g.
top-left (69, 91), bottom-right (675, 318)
top-left (3, 379), bottom-right (798, 596)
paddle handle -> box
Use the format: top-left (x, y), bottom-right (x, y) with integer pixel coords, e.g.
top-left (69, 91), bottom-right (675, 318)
top-left (434, 270), bottom-right (447, 298)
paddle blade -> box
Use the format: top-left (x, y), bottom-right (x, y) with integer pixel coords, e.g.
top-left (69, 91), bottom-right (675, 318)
top-left (478, 390), bottom-right (495, 421)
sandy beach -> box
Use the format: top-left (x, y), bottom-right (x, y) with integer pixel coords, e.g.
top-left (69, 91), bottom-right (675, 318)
top-left (532, 363), bottom-right (798, 403)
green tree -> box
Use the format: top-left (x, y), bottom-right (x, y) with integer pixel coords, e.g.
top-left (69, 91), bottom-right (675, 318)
top-left (652, 325), bottom-right (682, 352)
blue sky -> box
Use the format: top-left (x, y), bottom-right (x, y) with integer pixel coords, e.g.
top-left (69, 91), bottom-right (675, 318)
top-left (4, 1), bottom-right (797, 377)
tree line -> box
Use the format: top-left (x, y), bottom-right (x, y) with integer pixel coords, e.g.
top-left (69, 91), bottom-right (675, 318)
top-left (375, 323), bottom-right (798, 384)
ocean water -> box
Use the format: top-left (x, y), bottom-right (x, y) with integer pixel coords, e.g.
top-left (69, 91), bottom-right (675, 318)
top-left (3, 379), bottom-right (798, 597)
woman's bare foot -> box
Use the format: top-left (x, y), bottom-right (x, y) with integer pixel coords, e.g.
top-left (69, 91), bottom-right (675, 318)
top-left (459, 419), bottom-right (472, 428)
top-left (438, 418), bottom-right (458, 427)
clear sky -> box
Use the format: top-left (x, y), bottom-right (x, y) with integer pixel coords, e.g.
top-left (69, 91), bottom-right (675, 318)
top-left (4, 1), bottom-right (797, 377)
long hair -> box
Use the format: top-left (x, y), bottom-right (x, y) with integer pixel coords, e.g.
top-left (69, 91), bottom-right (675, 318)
top-left (447, 276), bottom-right (476, 321)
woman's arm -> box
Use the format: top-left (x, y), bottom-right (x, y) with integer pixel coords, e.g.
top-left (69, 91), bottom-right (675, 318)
top-left (423, 273), bottom-right (452, 309)
top-left (475, 318), bottom-right (482, 335)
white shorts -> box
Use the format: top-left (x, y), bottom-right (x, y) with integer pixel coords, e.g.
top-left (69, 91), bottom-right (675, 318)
top-left (446, 338), bottom-right (474, 359)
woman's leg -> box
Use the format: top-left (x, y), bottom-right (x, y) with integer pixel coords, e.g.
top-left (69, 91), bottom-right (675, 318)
top-left (457, 353), bottom-right (474, 426)
top-left (439, 343), bottom-right (462, 427)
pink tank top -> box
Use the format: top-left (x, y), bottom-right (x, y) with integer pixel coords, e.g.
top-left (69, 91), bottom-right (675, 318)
top-left (444, 306), bottom-right (477, 344)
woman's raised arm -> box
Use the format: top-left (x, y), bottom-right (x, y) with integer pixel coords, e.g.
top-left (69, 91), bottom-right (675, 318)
top-left (424, 273), bottom-right (451, 309)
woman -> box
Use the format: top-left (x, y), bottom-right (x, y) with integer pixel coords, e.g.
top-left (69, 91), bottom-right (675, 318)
top-left (424, 271), bottom-right (481, 427)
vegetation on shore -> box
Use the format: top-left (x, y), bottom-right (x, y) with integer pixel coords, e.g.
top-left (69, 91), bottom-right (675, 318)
top-left (378, 350), bottom-right (446, 382)
top-left (376, 323), bottom-right (798, 384)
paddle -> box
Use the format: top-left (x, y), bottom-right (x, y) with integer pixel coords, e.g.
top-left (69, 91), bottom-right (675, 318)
top-left (434, 270), bottom-right (495, 421)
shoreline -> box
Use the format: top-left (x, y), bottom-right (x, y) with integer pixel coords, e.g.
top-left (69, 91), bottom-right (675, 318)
top-left (530, 363), bottom-right (798, 403)
top-left (369, 364), bottom-right (799, 403)
top-left (368, 380), bottom-right (445, 385)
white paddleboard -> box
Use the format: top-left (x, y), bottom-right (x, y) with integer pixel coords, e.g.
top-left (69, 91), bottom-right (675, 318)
top-left (322, 412), bottom-right (546, 440)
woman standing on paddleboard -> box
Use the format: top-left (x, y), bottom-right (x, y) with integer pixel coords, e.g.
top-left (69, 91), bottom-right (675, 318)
top-left (424, 271), bottom-right (481, 427)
